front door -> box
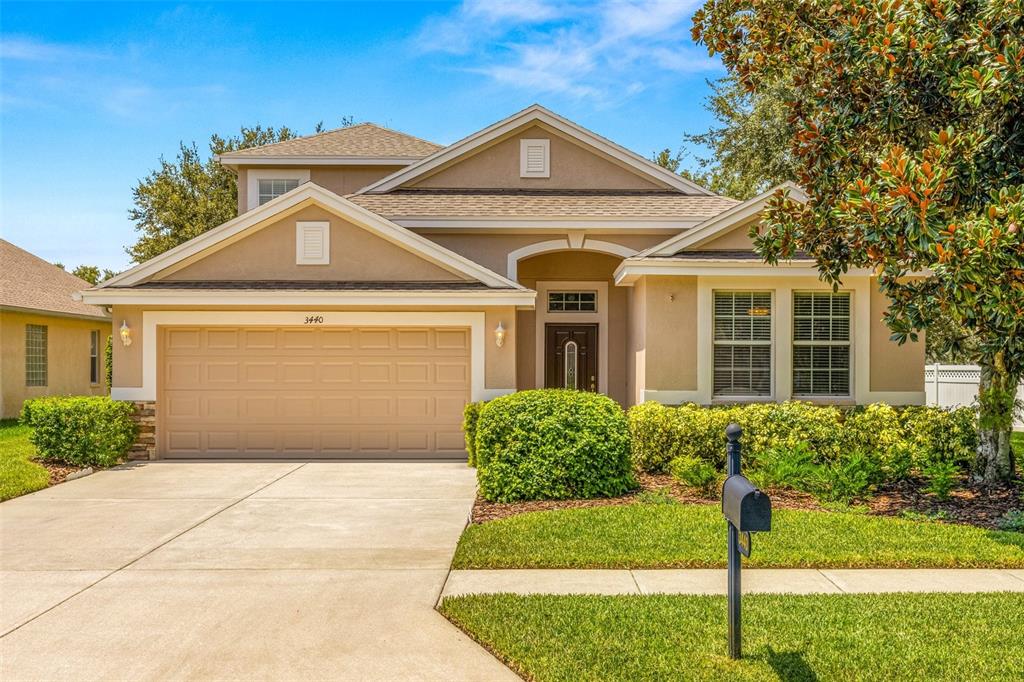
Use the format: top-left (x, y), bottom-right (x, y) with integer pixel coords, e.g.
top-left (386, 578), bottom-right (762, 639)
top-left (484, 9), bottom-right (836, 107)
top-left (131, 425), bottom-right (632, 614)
top-left (544, 324), bottom-right (598, 392)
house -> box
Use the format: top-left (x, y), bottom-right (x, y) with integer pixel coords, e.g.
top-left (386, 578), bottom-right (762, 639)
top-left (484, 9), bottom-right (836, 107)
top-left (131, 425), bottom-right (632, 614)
top-left (80, 105), bottom-right (924, 460)
top-left (1, 240), bottom-right (111, 418)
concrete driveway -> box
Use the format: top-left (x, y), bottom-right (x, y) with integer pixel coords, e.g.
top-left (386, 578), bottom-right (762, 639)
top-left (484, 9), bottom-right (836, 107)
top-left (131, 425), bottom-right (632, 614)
top-left (0, 462), bottom-right (516, 681)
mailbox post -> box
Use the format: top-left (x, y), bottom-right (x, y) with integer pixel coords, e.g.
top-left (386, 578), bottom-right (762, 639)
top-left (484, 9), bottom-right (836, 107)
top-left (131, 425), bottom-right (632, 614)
top-left (722, 423), bottom-right (771, 660)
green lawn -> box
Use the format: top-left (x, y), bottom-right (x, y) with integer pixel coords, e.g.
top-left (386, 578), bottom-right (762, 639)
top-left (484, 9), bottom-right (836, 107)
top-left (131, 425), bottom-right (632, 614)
top-left (0, 419), bottom-right (48, 501)
top-left (440, 592), bottom-right (1024, 682)
top-left (454, 503), bottom-right (1024, 568)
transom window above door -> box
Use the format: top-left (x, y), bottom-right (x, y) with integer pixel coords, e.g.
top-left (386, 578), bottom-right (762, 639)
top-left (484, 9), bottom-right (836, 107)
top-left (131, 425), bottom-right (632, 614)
top-left (258, 178), bottom-right (300, 205)
top-left (548, 291), bottom-right (596, 312)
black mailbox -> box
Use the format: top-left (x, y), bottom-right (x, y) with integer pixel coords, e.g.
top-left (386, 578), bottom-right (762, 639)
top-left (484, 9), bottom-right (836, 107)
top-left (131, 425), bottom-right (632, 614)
top-left (722, 475), bottom-right (772, 532)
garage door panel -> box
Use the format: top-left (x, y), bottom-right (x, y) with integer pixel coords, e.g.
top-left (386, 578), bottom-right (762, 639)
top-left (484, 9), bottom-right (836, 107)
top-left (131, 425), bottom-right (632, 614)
top-left (160, 325), bottom-right (470, 458)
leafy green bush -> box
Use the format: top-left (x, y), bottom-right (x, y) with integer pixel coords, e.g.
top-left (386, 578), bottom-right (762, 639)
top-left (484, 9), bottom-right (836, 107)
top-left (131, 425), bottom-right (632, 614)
top-left (20, 396), bottom-right (136, 467)
top-left (104, 335), bottom-right (113, 390)
top-left (922, 460), bottom-right (960, 501)
top-left (475, 389), bottom-right (635, 502)
top-left (668, 455), bottom-right (721, 496)
top-left (748, 443), bottom-right (820, 491)
top-left (462, 401), bottom-right (484, 467)
top-left (814, 450), bottom-right (882, 504)
top-left (996, 510), bottom-right (1024, 533)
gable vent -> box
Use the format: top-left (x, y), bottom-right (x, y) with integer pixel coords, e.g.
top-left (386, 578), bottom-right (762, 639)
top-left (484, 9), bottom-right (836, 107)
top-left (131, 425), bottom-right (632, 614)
top-left (520, 138), bottom-right (550, 178)
top-left (296, 221), bottom-right (330, 265)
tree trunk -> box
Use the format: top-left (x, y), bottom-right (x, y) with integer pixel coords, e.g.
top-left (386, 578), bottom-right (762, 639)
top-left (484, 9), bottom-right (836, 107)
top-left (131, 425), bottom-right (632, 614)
top-left (975, 356), bottom-right (1018, 485)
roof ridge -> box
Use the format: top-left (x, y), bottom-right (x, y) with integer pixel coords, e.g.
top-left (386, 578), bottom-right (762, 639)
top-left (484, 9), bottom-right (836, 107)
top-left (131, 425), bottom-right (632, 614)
top-left (219, 122), bottom-right (442, 157)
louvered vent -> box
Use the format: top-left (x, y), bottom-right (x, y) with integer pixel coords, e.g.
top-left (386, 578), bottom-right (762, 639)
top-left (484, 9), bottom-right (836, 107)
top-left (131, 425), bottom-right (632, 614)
top-left (520, 139), bottom-right (550, 178)
top-left (295, 221), bottom-right (330, 265)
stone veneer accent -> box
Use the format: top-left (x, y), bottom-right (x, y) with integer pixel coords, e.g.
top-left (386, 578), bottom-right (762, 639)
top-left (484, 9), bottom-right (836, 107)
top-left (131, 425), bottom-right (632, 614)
top-left (128, 401), bottom-right (157, 460)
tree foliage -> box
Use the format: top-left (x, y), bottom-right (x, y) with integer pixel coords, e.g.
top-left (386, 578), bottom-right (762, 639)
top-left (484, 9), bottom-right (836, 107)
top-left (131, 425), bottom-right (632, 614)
top-left (126, 125), bottom-right (297, 263)
top-left (693, 0), bottom-right (1024, 482)
top-left (70, 265), bottom-right (116, 286)
top-left (683, 75), bottom-right (798, 199)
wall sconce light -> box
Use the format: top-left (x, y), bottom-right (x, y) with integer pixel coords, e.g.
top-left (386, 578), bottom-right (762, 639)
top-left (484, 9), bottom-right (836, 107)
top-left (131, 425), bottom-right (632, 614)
top-left (494, 321), bottom-right (507, 348)
top-left (120, 320), bottom-right (132, 347)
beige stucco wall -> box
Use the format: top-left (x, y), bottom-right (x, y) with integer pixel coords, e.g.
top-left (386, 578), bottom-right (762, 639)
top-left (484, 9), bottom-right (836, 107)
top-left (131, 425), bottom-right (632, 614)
top-left (515, 251), bottom-right (628, 404)
top-left (408, 125), bottom-right (666, 191)
top-left (236, 165), bottom-right (405, 213)
top-left (869, 279), bottom-right (925, 392)
top-left (634, 276), bottom-right (700, 394)
top-left (692, 218), bottom-right (759, 250)
top-left (424, 232), bottom-right (667, 277)
top-left (110, 304), bottom-right (516, 391)
top-left (161, 205), bottom-right (466, 282)
top-left (1, 310), bottom-right (109, 418)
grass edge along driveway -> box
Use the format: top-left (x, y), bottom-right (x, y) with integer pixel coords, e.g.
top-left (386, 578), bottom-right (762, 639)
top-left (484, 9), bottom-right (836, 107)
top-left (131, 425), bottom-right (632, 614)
top-left (440, 592), bottom-right (1024, 682)
top-left (453, 503), bottom-right (1024, 569)
top-left (0, 419), bottom-right (48, 502)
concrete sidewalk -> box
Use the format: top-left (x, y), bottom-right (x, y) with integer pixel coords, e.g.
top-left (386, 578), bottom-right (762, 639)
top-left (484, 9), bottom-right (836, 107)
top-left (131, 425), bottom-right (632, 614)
top-left (442, 568), bottom-right (1024, 597)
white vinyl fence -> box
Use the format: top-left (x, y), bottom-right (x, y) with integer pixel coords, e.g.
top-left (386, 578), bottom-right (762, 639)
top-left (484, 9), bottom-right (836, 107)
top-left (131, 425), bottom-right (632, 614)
top-left (924, 364), bottom-right (1024, 430)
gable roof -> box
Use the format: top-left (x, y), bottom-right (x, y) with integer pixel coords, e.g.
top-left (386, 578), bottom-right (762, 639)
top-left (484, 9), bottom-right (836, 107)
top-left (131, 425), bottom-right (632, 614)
top-left (358, 104), bottom-right (715, 196)
top-left (638, 182), bottom-right (807, 257)
top-left (216, 123), bottom-right (443, 165)
top-left (93, 183), bottom-right (525, 291)
top-left (0, 239), bottom-right (110, 320)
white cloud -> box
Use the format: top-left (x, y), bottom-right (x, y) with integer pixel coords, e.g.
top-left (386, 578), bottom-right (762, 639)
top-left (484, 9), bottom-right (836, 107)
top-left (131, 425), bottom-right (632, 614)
top-left (0, 36), bottom-right (105, 62)
top-left (413, 0), bottom-right (719, 102)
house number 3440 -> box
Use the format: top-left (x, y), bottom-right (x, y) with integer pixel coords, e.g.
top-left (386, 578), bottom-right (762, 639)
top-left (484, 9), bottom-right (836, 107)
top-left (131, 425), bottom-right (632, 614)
top-left (304, 315), bottom-right (325, 324)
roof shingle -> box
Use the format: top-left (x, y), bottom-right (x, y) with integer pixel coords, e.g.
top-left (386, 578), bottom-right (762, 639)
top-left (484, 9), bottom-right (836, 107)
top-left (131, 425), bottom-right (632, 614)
top-left (349, 190), bottom-right (739, 219)
top-left (0, 240), bottom-right (110, 319)
top-left (218, 123), bottom-right (443, 160)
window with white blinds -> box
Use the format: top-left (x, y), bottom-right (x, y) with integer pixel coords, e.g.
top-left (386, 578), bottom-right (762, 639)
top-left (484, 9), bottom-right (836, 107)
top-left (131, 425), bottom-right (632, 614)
top-left (793, 291), bottom-right (851, 396)
top-left (713, 291), bottom-right (773, 397)
top-left (295, 221), bottom-right (330, 265)
top-left (258, 178), bottom-right (300, 205)
top-left (520, 139), bottom-right (550, 177)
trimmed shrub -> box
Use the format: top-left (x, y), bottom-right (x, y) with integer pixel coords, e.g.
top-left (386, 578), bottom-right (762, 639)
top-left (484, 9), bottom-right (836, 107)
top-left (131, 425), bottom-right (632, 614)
top-left (668, 455), bottom-right (721, 496)
top-left (462, 401), bottom-right (484, 467)
top-left (475, 389), bottom-right (635, 502)
top-left (629, 401), bottom-right (844, 473)
top-left (20, 396), bottom-right (136, 467)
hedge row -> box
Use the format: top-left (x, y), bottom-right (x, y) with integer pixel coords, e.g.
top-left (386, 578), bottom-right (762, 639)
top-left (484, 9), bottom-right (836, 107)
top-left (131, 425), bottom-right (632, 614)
top-left (21, 396), bottom-right (137, 468)
top-left (629, 401), bottom-right (977, 475)
top-left (465, 393), bottom-right (979, 503)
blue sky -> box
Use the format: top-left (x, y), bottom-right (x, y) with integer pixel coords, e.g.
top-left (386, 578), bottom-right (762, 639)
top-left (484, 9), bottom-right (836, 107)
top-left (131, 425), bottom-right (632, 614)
top-left (1, 1), bottom-right (724, 272)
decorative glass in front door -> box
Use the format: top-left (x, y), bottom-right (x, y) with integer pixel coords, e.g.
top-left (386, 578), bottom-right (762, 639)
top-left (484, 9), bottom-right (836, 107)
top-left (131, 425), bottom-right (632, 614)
top-left (564, 340), bottom-right (578, 389)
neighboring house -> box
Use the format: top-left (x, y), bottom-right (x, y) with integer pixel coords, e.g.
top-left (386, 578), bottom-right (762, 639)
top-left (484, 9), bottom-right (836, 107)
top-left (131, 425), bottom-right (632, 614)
top-left (1, 240), bottom-right (110, 418)
top-left (81, 105), bottom-right (924, 460)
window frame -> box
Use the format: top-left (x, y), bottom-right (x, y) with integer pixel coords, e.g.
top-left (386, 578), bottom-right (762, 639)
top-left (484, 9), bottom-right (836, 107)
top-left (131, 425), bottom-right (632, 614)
top-left (711, 290), bottom-right (775, 401)
top-left (245, 169), bottom-right (310, 210)
top-left (791, 290), bottom-right (853, 398)
top-left (90, 330), bottom-right (101, 385)
top-left (25, 324), bottom-right (48, 387)
top-left (547, 290), bottom-right (598, 313)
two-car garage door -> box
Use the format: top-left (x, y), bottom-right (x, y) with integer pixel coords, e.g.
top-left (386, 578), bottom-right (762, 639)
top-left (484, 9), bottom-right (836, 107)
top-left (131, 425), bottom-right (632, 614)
top-left (159, 326), bottom-right (470, 459)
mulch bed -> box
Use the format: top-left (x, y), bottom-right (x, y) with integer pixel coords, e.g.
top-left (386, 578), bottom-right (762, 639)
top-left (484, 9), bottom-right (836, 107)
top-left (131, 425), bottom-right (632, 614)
top-left (34, 460), bottom-right (88, 486)
top-left (471, 473), bottom-right (1023, 530)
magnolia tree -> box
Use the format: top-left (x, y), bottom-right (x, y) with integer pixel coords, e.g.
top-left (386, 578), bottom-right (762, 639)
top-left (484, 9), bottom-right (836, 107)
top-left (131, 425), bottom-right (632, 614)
top-left (693, 0), bottom-right (1024, 483)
